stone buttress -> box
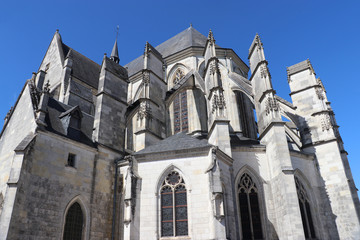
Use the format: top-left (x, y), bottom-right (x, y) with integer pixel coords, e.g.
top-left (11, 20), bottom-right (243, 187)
top-left (249, 34), bottom-right (306, 238)
top-left (288, 60), bottom-right (360, 238)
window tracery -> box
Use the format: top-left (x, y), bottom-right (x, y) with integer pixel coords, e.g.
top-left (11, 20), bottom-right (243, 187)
top-left (161, 171), bottom-right (188, 237)
top-left (173, 91), bottom-right (188, 134)
top-left (237, 173), bottom-right (263, 240)
top-left (173, 69), bottom-right (184, 86)
top-left (295, 177), bottom-right (316, 239)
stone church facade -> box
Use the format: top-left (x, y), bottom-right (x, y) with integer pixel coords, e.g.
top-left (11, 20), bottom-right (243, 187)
top-left (0, 27), bottom-right (359, 239)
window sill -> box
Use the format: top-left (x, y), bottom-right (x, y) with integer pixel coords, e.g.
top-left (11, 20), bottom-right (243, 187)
top-left (160, 237), bottom-right (190, 240)
top-left (65, 165), bottom-right (77, 172)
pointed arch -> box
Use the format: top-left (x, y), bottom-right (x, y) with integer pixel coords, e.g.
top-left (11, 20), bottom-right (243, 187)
top-left (156, 166), bottom-right (190, 237)
top-left (61, 195), bottom-right (89, 240)
top-left (167, 63), bottom-right (190, 89)
top-left (235, 165), bottom-right (266, 240)
top-left (294, 169), bottom-right (318, 239)
top-left (155, 164), bottom-right (191, 194)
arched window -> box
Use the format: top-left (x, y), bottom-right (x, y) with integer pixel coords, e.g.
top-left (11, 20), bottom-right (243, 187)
top-left (237, 173), bottom-right (263, 240)
top-left (63, 202), bottom-right (84, 240)
top-left (295, 177), bottom-right (316, 239)
top-left (173, 90), bottom-right (188, 134)
top-left (160, 171), bottom-right (188, 237)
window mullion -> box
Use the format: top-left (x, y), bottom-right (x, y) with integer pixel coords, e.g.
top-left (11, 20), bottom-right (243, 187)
top-left (172, 187), bottom-right (176, 236)
top-left (247, 190), bottom-right (255, 240)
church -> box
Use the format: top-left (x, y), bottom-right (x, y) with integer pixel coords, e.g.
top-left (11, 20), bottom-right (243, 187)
top-left (0, 26), bottom-right (359, 239)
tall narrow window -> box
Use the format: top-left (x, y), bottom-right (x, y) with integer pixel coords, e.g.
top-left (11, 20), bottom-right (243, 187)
top-left (161, 171), bottom-right (188, 237)
top-left (295, 177), bottom-right (316, 239)
top-left (173, 91), bottom-right (188, 134)
top-left (238, 173), bottom-right (263, 240)
top-left (63, 202), bottom-right (83, 240)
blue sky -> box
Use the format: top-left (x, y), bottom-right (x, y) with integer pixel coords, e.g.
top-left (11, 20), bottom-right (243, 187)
top-left (1, 1), bottom-right (359, 195)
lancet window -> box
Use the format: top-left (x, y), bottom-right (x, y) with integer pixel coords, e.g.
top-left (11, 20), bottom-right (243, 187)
top-left (63, 202), bottom-right (83, 240)
top-left (173, 91), bottom-right (188, 134)
top-left (160, 171), bottom-right (188, 237)
top-left (237, 173), bottom-right (263, 240)
top-left (295, 177), bottom-right (316, 239)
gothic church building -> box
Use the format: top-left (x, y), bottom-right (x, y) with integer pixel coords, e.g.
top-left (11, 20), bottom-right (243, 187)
top-left (0, 27), bottom-right (359, 239)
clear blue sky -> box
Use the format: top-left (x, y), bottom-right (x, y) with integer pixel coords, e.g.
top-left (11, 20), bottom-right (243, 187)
top-left (1, 1), bottom-right (359, 195)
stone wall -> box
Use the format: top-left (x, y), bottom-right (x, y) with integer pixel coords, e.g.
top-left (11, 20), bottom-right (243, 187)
top-left (6, 132), bottom-right (116, 240)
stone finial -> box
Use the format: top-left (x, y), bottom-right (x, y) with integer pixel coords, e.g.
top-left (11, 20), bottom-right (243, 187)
top-left (144, 41), bottom-right (150, 56)
top-left (255, 33), bottom-right (263, 48)
top-left (208, 29), bottom-right (215, 45)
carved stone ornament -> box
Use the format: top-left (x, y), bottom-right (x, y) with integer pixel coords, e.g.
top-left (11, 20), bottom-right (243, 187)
top-left (315, 87), bottom-right (325, 100)
top-left (208, 29), bottom-right (215, 45)
top-left (212, 91), bottom-right (226, 113)
top-left (265, 96), bottom-right (279, 115)
top-left (4, 107), bottom-right (13, 121)
top-left (137, 101), bottom-right (151, 120)
top-left (260, 64), bottom-right (268, 79)
top-left (173, 68), bottom-right (184, 85)
top-left (209, 61), bottom-right (216, 75)
top-left (28, 80), bottom-right (41, 110)
top-left (142, 71), bottom-right (150, 84)
top-left (320, 113), bottom-right (333, 131)
top-left (43, 80), bottom-right (50, 93)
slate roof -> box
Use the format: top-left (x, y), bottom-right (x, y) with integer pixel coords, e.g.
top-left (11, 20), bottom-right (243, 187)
top-left (134, 132), bottom-right (211, 155)
top-left (45, 98), bottom-right (95, 147)
top-left (125, 26), bottom-right (216, 77)
top-left (63, 43), bottom-right (101, 89)
top-left (125, 56), bottom-right (143, 77)
top-left (155, 26), bottom-right (212, 58)
top-left (104, 57), bottom-right (128, 79)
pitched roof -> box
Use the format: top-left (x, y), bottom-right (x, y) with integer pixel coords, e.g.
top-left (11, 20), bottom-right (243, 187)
top-left (125, 26), bottom-right (215, 77)
top-left (104, 57), bottom-right (128, 79)
top-left (134, 132), bottom-right (211, 155)
top-left (155, 26), bottom-right (211, 57)
top-left (45, 98), bottom-right (95, 147)
top-left (63, 43), bottom-right (101, 89)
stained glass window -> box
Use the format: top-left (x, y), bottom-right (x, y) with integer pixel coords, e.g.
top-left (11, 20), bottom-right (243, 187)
top-left (238, 173), bottom-right (263, 240)
top-left (63, 202), bottom-right (83, 240)
top-left (173, 91), bottom-right (188, 134)
top-left (161, 171), bottom-right (188, 237)
top-left (295, 177), bottom-right (316, 239)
